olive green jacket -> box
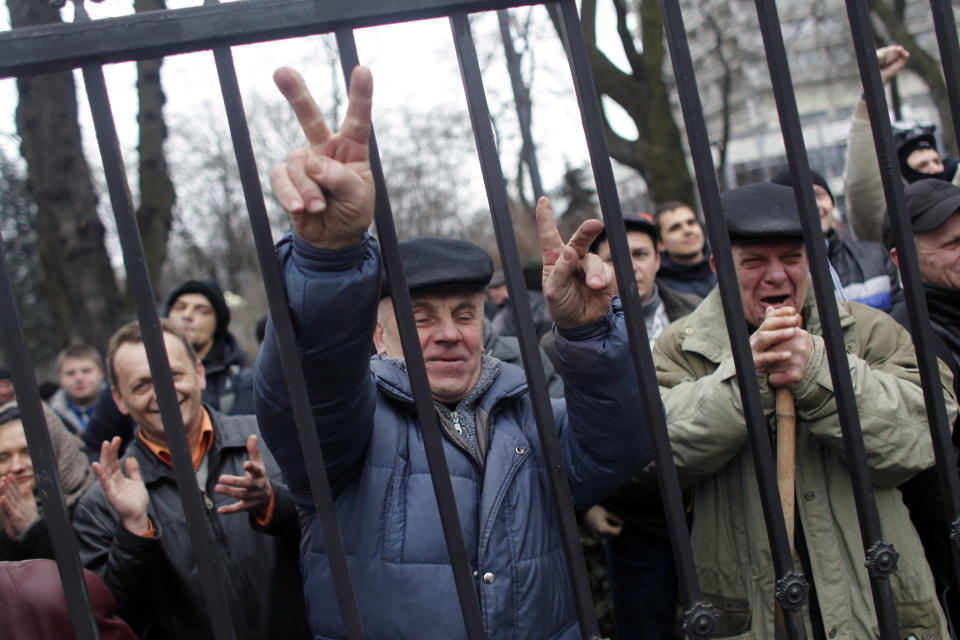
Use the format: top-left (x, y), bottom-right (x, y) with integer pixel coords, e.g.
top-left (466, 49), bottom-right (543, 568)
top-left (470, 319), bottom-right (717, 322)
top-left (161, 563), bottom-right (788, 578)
top-left (653, 286), bottom-right (956, 639)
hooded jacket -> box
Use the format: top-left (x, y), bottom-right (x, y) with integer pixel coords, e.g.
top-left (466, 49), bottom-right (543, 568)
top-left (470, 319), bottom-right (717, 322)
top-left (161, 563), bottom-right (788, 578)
top-left (73, 409), bottom-right (309, 640)
top-left (652, 286), bottom-right (955, 639)
top-left (254, 233), bottom-right (653, 639)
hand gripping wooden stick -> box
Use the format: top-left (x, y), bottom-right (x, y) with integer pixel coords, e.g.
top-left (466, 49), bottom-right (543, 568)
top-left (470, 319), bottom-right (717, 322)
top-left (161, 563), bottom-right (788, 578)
top-left (776, 387), bottom-right (797, 547)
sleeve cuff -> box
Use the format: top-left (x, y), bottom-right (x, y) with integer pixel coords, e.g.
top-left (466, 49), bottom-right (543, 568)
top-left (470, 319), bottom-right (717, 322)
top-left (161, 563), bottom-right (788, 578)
top-left (291, 231), bottom-right (379, 274)
top-left (254, 490), bottom-right (276, 527)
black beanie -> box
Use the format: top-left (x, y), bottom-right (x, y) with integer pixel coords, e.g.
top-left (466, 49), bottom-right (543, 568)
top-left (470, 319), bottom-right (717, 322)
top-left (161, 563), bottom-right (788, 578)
top-left (164, 280), bottom-right (230, 340)
top-left (770, 166), bottom-right (834, 205)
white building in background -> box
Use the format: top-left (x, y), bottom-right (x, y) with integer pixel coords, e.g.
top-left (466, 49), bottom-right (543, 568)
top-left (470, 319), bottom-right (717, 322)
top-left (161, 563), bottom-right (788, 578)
top-left (664, 0), bottom-right (942, 214)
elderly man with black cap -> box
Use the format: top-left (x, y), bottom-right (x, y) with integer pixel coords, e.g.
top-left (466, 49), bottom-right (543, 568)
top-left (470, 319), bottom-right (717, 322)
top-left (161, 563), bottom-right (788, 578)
top-left (255, 65), bottom-right (653, 639)
top-left (653, 182), bottom-right (953, 639)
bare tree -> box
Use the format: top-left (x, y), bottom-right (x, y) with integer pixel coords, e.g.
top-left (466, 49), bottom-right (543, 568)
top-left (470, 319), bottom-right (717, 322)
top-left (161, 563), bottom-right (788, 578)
top-left (6, 0), bottom-right (126, 355)
top-left (556, 0), bottom-right (696, 206)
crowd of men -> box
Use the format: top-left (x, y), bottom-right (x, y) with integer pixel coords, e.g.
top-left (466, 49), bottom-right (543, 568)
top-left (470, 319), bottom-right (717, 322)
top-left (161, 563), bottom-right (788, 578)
top-left (1, 42), bottom-right (960, 640)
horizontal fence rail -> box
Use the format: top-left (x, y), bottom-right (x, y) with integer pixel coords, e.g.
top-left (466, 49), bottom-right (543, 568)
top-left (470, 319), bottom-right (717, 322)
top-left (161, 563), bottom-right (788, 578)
top-left (2, 0), bottom-right (959, 638)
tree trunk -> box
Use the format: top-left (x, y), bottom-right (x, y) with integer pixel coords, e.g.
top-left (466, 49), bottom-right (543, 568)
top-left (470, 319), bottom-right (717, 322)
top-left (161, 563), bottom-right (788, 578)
top-left (135, 0), bottom-right (176, 290)
top-left (558, 0), bottom-right (696, 207)
top-left (8, 0), bottom-right (126, 355)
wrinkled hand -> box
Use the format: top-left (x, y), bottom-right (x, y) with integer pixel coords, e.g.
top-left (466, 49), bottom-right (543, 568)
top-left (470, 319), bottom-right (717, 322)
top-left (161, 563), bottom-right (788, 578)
top-left (93, 437), bottom-right (150, 536)
top-left (270, 66), bottom-right (375, 249)
top-left (0, 474), bottom-right (38, 539)
top-left (750, 306), bottom-right (814, 389)
top-left (877, 45), bottom-right (909, 86)
top-left (583, 504), bottom-right (623, 539)
top-left (537, 197), bottom-right (616, 329)
top-left (214, 435), bottom-right (273, 522)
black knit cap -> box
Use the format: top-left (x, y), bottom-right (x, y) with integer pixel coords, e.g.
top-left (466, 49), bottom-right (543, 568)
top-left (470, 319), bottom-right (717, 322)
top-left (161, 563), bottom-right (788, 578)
top-left (770, 166), bottom-right (834, 205)
top-left (380, 238), bottom-right (494, 299)
top-left (0, 367), bottom-right (8, 381)
top-left (882, 178), bottom-right (960, 249)
top-left (722, 183), bottom-right (803, 243)
top-left (164, 280), bottom-right (230, 340)
top-left (588, 212), bottom-right (658, 254)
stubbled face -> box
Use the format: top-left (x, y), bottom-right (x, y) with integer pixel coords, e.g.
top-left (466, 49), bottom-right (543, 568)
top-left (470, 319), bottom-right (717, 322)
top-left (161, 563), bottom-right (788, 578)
top-left (596, 230), bottom-right (660, 302)
top-left (657, 207), bottom-right (705, 261)
top-left (813, 184), bottom-right (834, 234)
top-left (59, 356), bottom-right (103, 406)
top-left (908, 148), bottom-right (945, 176)
top-left (168, 293), bottom-right (217, 355)
top-left (914, 211), bottom-right (960, 290)
top-left (375, 289), bottom-right (484, 406)
top-left (111, 332), bottom-right (206, 445)
top-left (0, 420), bottom-right (33, 493)
top-left (730, 241), bottom-right (809, 327)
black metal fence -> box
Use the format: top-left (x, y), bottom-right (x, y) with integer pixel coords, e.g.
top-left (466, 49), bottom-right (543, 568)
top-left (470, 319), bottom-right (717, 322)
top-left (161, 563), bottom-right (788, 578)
top-left (0, 0), bottom-right (958, 638)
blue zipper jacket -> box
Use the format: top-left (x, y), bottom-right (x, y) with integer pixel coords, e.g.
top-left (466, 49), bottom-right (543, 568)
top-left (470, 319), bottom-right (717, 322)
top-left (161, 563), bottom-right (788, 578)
top-left (255, 233), bottom-right (653, 639)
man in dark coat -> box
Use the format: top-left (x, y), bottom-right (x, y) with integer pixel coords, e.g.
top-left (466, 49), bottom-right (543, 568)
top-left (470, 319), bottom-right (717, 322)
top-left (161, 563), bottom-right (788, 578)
top-left (883, 178), bottom-right (960, 626)
top-left (582, 211), bottom-right (700, 639)
top-left (653, 201), bottom-right (717, 297)
top-left (73, 319), bottom-right (309, 639)
top-left (82, 279), bottom-right (254, 461)
top-left (771, 166), bottom-right (903, 311)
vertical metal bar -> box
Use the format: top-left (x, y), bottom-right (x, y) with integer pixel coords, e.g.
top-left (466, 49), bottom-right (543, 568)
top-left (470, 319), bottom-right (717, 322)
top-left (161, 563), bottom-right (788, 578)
top-left (752, 0), bottom-right (901, 635)
top-left (335, 28), bottom-right (487, 639)
top-left (645, 0), bottom-right (812, 636)
top-left (497, 9), bottom-right (545, 199)
top-left (449, 11), bottom-right (600, 639)
top-left (549, 1), bottom-right (724, 637)
top-left (927, 0), bottom-right (960, 153)
top-left (846, 0), bottom-right (960, 612)
top-left (207, 41), bottom-right (366, 639)
top-left (0, 235), bottom-right (99, 640)
top-left (80, 61), bottom-right (237, 640)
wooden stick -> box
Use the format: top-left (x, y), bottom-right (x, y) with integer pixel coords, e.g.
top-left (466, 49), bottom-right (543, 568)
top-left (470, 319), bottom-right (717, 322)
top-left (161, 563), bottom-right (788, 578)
top-left (776, 387), bottom-right (797, 547)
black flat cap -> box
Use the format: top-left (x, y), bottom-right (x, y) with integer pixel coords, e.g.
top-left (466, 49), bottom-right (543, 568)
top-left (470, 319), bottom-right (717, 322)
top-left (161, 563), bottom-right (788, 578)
top-left (722, 183), bottom-right (803, 243)
top-left (589, 211), bottom-right (657, 254)
top-left (380, 237), bottom-right (494, 298)
top-left (882, 178), bottom-right (960, 249)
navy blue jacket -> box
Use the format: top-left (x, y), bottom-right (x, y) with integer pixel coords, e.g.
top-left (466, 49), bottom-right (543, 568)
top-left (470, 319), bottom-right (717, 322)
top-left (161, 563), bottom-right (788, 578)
top-left (255, 233), bottom-right (653, 639)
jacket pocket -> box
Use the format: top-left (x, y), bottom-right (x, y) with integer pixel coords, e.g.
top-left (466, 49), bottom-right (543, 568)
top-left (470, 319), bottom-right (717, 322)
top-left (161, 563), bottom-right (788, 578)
top-left (382, 456), bottom-right (407, 562)
top-left (702, 592), bottom-right (752, 637)
top-left (872, 597), bottom-right (942, 639)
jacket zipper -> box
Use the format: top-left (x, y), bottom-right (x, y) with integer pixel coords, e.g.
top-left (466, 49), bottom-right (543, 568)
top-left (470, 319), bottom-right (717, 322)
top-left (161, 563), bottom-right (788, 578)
top-left (452, 411), bottom-right (462, 434)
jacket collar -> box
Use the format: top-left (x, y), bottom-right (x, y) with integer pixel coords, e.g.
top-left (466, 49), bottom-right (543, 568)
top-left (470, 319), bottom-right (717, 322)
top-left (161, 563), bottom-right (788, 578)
top-left (132, 405), bottom-right (250, 484)
top-left (677, 278), bottom-right (856, 364)
top-left (371, 355), bottom-right (527, 412)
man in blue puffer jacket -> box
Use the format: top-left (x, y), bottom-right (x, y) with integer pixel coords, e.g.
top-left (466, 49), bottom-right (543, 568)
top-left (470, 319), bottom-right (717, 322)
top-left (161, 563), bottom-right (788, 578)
top-left (256, 65), bottom-right (654, 639)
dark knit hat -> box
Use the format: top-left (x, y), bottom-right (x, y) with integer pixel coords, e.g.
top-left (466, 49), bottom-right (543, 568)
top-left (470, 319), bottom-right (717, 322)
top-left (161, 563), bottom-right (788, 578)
top-left (722, 183), bottom-right (804, 243)
top-left (380, 238), bottom-right (494, 299)
top-left (882, 178), bottom-right (960, 249)
top-left (894, 121), bottom-right (939, 184)
top-left (164, 280), bottom-right (230, 340)
top-left (589, 212), bottom-right (658, 254)
top-left (0, 367), bottom-right (9, 381)
top-left (770, 166), bottom-right (834, 205)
